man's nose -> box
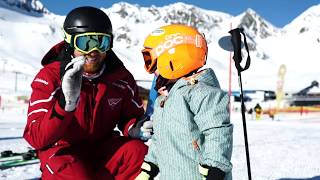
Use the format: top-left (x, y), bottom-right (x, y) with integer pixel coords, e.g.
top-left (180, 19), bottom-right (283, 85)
top-left (87, 50), bottom-right (99, 56)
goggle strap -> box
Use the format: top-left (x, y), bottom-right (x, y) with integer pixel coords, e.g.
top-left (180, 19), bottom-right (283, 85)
top-left (63, 31), bottom-right (72, 44)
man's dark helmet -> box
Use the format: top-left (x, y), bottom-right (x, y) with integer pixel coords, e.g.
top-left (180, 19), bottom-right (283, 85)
top-left (63, 6), bottom-right (113, 35)
top-left (63, 6), bottom-right (113, 50)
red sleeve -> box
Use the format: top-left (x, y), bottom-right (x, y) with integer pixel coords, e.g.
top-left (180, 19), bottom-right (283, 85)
top-left (23, 66), bottom-right (74, 150)
top-left (118, 74), bottom-right (144, 136)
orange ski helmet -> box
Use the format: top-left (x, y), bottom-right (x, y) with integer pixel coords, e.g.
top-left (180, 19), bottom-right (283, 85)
top-left (142, 24), bottom-right (208, 79)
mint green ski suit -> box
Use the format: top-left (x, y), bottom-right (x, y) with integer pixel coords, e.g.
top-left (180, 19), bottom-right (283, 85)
top-left (145, 68), bottom-right (233, 180)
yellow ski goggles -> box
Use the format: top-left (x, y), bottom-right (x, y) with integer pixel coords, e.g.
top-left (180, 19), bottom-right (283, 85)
top-left (64, 31), bottom-right (112, 54)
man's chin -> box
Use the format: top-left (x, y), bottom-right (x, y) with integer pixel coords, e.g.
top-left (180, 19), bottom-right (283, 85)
top-left (83, 66), bottom-right (100, 74)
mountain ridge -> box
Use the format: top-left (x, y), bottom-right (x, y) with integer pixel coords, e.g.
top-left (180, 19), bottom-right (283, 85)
top-left (0, 0), bottom-right (49, 16)
top-left (0, 1), bottom-right (319, 93)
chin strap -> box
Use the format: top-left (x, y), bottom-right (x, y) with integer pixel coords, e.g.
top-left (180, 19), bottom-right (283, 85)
top-left (82, 64), bottom-right (106, 80)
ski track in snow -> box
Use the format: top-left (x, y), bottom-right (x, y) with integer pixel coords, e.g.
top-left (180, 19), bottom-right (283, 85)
top-left (0, 107), bottom-right (320, 180)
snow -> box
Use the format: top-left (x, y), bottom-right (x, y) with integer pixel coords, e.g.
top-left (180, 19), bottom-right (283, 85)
top-left (0, 102), bottom-right (320, 180)
top-left (0, 1), bottom-right (320, 179)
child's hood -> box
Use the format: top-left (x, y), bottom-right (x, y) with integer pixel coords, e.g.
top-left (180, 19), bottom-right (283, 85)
top-left (174, 68), bottom-right (221, 90)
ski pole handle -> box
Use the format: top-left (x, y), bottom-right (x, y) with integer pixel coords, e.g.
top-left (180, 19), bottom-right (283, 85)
top-left (228, 28), bottom-right (251, 72)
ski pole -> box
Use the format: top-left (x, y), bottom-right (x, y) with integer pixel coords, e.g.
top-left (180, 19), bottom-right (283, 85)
top-left (229, 27), bottom-right (252, 180)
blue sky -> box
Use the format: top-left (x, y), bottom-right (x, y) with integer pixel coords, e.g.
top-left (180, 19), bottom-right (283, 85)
top-left (40, 0), bottom-right (320, 27)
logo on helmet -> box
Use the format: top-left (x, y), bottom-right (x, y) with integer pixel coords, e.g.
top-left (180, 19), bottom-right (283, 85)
top-left (155, 33), bottom-right (183, 57)
top-left (151, 28), bottom-right (165, 36)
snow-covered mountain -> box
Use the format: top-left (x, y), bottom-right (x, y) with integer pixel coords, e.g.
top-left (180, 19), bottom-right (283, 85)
top-left (284, 4), bottom-right (320, 35)
top-left (0, 1), bottom-right (319, 95)
top-left (0, 0), bottom-right (49, 15)
top-left (238, 8), bottom-right (282, 39)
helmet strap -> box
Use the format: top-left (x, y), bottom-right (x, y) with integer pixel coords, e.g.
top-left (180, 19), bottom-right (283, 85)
top-left (184, 70), bottom-right (198, 78)
top-left (155, 75), bottom-right (177, 92)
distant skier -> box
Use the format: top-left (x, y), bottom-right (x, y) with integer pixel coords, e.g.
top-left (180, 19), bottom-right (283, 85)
top-left (254, 103), bottom-right (263, 120)
top-left (136, 24), bottom-right (233, 180)
top-left (268, 108), bottom-right (276, 121)
top-left (23, 6), bottom-right (152, 179)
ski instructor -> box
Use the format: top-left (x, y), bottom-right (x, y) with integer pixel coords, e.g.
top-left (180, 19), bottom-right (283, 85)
top-left (23, 6), bottom-right (152, 180)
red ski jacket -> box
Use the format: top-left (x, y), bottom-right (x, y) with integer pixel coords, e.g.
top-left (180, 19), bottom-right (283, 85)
top-left (23, 42), bottom-right (144, 162)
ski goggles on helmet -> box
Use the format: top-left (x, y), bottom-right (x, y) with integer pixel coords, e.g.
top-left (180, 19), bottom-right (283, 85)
top-left (142, 48), bottom-right (157, 73)
top-left (64, 31), bottom-right (112, 54)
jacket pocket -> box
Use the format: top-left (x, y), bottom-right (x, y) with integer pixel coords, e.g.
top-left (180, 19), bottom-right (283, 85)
top-left (45, 154), bottom-right (76, 174)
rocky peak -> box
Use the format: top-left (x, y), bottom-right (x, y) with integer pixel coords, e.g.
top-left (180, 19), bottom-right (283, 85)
top-left (0, 0), bottom-right (49, 15)
top-left (239, 8), bottom-right (280, 39)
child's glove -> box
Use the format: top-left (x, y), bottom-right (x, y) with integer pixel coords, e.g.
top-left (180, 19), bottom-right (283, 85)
top-left (60, 56), bottom-right (85, 112)
top-left (199, 164), bottom-right (225, 180)
top-left (135, 161), bottom-right (159, 180)
top-left (128, 115), bottom-right (153, 141)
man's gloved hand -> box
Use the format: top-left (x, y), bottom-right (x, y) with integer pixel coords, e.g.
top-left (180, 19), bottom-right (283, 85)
top-left (128, 115), bottom-right (153, 141)
top-left (135, 161), bottom-right (159, 180)
top-left (199, 164), bottom-right (225, 180)
top-left (60, 56), bottom-right (85, 112)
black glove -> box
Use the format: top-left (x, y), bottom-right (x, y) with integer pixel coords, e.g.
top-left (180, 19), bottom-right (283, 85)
top-left (199, 164), bottom-right (225, 180)
top-left (128, 115), bottom-right (153, 141)
top-left (135, 161), bottom-right (159, 180)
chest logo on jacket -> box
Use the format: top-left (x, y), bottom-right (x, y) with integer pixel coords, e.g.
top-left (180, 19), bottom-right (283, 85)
top-left (108, 98), bottom-right (122, 109)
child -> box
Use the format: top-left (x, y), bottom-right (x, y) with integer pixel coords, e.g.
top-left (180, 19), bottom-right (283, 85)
top-left (136, 24), bottom-right (233, 180)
